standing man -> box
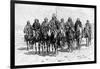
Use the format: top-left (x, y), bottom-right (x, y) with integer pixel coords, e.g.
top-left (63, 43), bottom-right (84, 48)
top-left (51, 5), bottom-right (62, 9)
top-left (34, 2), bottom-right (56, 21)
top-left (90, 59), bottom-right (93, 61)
top-left (32, 19), bottom-right (40, 31)
top-left (59, 18), bottom-right (66, 47)
top-left (60, 18), bottom-right (65, 32)
top-left (74, 18), bottom-right (83, 49)
top-left (65, 17), bottom-right (75, 52)
top-left (84, 20), bottom-right (91, 46)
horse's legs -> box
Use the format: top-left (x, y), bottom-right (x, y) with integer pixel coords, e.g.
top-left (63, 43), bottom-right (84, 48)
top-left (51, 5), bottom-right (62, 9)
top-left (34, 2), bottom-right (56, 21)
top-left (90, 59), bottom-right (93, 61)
top-left (54, 42), bottom-right (58, 55)
top-left (31, 42), bottom-right (34, 49)
top-left (35, 42), bottom-right (37, 54)
top-left (41, 41), bottom-right (43, 53)
top-left (86, 38), bottom-right (89, 46)
top-left (44, 41), bottom-right (46, 54)
top-left (69, 40), bottom-right (72, 52)
top-left (89, 36), bottom-right (91, 45)
top-left (54, 42), bottom-right (57, 54)
top-left (29, 41), bottom-right (32, 50)
top-left (45, 41), bottom-right (48, 54)
top-left (86, 38), bottom-right (87, 46)
top-left (43, 41), bottom-right (45, 53)
top-left (44, 41), bottom-right (47, 54)
top-left (26, 41), bottom-right (29, 50)
top-left (52, 43), bottom-right (54, 53)
top-left (48, 41), bottom-right (50, 53)
top-left (46, 41), bottom-right (48, 54)
top-left (38, 41), bottom-right (40, 54)
top-left (79, 38), bottom-right (81, 49)
top-left (47, 41), bottom-right (49, 54)
top-left (37, 42), bottom-right (40, 54)
top-left (67, 41), bottom-right (71, 52)
top-left (77, 39), bottom-right (80, 49)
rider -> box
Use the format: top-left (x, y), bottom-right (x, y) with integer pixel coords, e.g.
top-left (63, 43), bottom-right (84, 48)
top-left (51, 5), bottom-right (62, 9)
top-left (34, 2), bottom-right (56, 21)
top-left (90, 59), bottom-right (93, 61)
top-left (32, 19), bottom-right (40, 31)
top-left (66, 17), bottom-right (74, 27)
top-left (48, 13), bottom-right (60, 53)
top-left (32, 19), bottom-right (41, 53)
top-left (41, 17), bottom-right (48, 26)
top-left (24, 20), bottom-right (33, 41)
top-left (74, 18), bottom-right (82, 32)
top-left (41, 17), bottom-right (49, 39)
top-left (41, 17), bottom-right (49, 53)
top-left (24, 20), bottom-right (32, 34)
top-left (65, 17), bottom-right (74, 32)
top-left (49, 13), bottom-right (60, 33)
top-left (41, 17), bottom-right (49, 34)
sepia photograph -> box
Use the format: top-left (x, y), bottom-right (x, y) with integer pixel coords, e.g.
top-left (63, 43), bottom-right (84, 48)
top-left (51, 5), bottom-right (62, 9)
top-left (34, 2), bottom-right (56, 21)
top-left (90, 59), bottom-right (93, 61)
top-left (11, 0), bottom-right (96, 68)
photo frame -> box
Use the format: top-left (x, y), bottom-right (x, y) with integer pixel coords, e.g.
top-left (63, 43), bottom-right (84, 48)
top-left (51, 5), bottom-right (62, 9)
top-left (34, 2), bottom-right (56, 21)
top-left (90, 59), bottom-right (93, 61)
top-left (10, 0), bottom-right (97, 69)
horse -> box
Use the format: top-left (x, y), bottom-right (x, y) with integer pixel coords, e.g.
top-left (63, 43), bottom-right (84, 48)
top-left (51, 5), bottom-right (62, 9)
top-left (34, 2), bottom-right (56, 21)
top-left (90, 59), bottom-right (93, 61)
top-left (56, 29), bottom-right (66, 49)
top-left (65, 26), bottom-right (75, 52)
top-left (40, 31), bottom-right (49, 54)
top-left (50, 30), bottom-right (56, 52)
top-left (34, 30), bottom-right (41, 54)
top-left (47, 29), bottom-right (58, 54)
top-left (46, 29), bottom-right (52, 53)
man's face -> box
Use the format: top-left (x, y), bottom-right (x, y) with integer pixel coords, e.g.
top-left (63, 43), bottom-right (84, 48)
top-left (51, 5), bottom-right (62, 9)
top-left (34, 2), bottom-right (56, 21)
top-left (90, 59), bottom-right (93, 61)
top-left (36, 19), bottom-right (39, 23)
top-left (68, 18), bottom-right (72, 22)
top-left (61, 19), bottom-right (64, 23)
top-left (87, 20), bottom-right (89, 23)
top-left (27, 21), bottom-right (30, 25)
top-left (52, 16), bottom-right (56, 20)
top-left (45, 19), bottom-right (48, 22)
top-left (77, 18), bottom-right (80, 21)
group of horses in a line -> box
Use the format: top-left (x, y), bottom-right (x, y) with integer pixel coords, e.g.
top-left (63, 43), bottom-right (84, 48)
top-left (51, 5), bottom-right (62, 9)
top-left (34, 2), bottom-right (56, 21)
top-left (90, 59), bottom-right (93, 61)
top-left (23, 16), bottom-right (92, 55)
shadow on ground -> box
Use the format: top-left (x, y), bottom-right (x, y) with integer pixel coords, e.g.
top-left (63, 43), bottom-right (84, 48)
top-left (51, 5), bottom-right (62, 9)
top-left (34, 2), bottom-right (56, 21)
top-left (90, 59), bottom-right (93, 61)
top-left (17, 47), bottom-right (27, 50)
top-left (24, 51), bottom-right (58, 57)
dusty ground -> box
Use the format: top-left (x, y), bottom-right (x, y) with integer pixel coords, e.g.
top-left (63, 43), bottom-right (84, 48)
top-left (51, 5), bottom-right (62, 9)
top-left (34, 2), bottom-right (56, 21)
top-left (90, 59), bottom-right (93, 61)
top-left (15, 32), bottom-right (94, 66)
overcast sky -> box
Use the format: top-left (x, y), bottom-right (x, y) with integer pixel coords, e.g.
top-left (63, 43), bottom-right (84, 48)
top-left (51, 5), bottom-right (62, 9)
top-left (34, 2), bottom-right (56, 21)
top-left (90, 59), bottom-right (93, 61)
top-left (15, 3), bottom-right (94, 31)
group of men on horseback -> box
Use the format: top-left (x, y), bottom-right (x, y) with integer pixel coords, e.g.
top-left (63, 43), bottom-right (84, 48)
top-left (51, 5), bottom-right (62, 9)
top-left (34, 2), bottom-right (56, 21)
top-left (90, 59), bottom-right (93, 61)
top-left (23, 13), bottom-right (92, 55)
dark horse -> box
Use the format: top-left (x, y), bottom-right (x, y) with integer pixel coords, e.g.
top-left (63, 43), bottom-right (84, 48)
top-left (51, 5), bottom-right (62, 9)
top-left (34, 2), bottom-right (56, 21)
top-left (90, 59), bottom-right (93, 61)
top-left (34, 30), bottom-right (41, 54)
top-left (66, 26), bottom-right (75, 52)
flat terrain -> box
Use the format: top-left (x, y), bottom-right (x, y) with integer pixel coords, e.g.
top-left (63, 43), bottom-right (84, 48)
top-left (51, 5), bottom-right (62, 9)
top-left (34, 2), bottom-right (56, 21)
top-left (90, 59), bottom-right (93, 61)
top-left (15, 31), bottom-right (94, 65)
